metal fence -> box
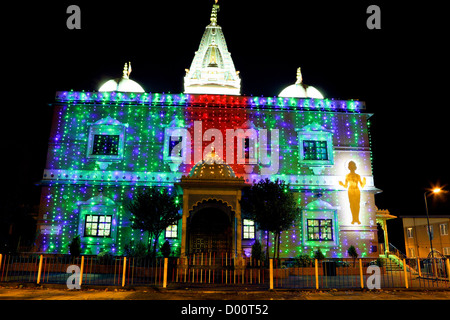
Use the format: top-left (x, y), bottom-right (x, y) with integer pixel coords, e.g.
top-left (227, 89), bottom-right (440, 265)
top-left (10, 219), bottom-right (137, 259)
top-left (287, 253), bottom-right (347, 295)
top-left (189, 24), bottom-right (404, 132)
top-left (0, 254), bottom-right (164, 287)
top-left (271, 257), bottom-right (450, 290)
top-left (1, 254), bottom-right (449, 290)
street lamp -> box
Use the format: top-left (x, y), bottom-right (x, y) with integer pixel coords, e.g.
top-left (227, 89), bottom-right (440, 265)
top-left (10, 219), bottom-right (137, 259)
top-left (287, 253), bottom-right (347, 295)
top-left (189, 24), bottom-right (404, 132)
top-left (423, 188), bottom-right (441, 265)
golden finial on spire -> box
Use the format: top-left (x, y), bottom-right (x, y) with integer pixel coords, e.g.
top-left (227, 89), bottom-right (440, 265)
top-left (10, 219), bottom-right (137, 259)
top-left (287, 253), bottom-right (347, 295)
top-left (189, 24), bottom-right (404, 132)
top-left (210, 0), bottom-right (220, 25)
top-left (127, 61), bottom-right (132, 78)
top-left (122, 62), bottom-right (129, 79)
top-left (295, 67), bottom-right (303, 84)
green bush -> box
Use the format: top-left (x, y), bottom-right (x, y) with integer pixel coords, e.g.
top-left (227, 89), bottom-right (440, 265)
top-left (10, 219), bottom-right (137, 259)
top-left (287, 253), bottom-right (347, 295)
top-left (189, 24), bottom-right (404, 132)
top-left (294, 254), bottom-right (312, 267)
top-left (314, 248), bottom-right (325, 261)
top-left (347, 245), bottom-right (358, 259)
top-left (68, 235), bottom-right (81, 257)
top-left (160, 240), bottom-right (171, 258)
top-left (124, 240), bottom-right (148, 258)
top-left (251, 240), bottom-right (263, 261)
top-left (98, 250), bottom-right (114, 264)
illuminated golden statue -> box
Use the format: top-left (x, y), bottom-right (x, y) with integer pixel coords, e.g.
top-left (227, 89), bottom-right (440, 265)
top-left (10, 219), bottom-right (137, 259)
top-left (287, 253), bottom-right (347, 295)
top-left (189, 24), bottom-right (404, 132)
top-left (339, 161), bottom-right (366, 224)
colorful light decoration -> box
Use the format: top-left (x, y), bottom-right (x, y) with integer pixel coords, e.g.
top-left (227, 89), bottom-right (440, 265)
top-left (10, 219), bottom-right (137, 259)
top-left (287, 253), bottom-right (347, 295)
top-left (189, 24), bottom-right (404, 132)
top-left (55, 91), bottom-right (364, 112)
top-left (37, 89), bottom-right (379, 259)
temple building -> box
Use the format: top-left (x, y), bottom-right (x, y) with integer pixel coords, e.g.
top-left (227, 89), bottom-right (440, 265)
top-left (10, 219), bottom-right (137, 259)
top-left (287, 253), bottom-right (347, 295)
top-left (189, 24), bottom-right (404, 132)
top-left (36, 1), bottom-right (382, 259)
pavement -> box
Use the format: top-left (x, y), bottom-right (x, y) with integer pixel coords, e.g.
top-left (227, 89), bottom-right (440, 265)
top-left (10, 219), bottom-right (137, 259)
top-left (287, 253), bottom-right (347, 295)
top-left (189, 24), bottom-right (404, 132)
top-left (1, 283), bottom-right (450, 300)
top-left (1, 284), bottom-right (448, 319)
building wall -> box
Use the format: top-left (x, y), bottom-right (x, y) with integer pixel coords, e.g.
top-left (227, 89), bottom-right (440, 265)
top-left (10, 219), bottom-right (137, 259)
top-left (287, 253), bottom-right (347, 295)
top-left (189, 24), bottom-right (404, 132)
top-left (37, 92), bottom-right (379, 258)
top-left (403, 217), bottom-right (450, 258)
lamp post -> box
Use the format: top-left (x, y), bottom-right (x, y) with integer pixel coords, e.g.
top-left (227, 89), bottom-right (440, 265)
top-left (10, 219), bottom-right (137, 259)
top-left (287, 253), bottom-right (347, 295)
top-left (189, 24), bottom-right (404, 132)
top-left (423, 188), bottom-right (441, 275)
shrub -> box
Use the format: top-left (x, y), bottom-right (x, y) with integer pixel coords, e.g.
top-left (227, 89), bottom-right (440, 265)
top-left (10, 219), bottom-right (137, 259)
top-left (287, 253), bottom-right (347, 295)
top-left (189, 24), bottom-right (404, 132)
top-left (160, 240), bottom-right (171, 258)
top-left (314, 248), bottom-right (325, 261)
top-left (348, 245), bottom-right (358, 266)
top-left (294, 254), bottom-right (312, 267)
top-left (68, 235), bottom-right (81, 257)
top-left (251, 240), bottom-right (263, 262)
top-left (98, 250), bottom-right (114, 264)
top-left (124, 240), bottom-right (148, 258)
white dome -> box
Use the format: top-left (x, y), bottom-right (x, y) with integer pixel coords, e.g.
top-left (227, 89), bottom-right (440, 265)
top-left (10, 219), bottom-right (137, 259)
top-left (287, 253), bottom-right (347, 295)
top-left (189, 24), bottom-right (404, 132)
top-left (279, 84), bottom-right (324, 99)
top-left (278, 67), bottom-right (324, 99)
top-left (99, 78), bottom-right (145, 93)
top-left (98, 62), bottom-right (145, 93)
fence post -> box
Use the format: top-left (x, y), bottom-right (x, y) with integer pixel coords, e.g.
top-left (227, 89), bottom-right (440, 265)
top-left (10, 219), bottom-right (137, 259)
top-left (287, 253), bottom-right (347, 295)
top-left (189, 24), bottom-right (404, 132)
top-left (163, 258), bottom-right (168, 288)
top-left (446, 259), bottom-right (450, 283)
top-left (359, 259), bottom-right (364, 289)
top-left (403, 259), bottom-right (408, 289)
top-left (315, 259), bottom-right (319, 290)
top-left (36, 255), bottom-right (43, 284)
top-left (122, 257), bottom-right (127, 287)
top-left (79, 256), bottom-right (84, 286)
top-left (417, 258), bottom-right (421, 277)
top-left (269, 259), bottom-right (273, 290)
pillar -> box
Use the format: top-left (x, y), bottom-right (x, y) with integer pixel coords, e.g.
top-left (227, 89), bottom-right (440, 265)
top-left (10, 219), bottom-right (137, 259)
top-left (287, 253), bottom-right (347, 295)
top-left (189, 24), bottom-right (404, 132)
top-left (180, 191), bottom-right (189, 260)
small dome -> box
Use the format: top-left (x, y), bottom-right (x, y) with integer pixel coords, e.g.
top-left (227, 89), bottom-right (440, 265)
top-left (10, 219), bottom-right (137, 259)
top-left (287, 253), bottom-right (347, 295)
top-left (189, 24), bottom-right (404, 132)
top-left (99, 78), bottom-right (145, 93)
top-left (279, 84), bottom-right (324, 99)
top-left (98, 62), bottom-right (145, 93)
top-left (189, 149), bottom-right (236, 179)
top-left (279, 67), bottom-right (324, 99)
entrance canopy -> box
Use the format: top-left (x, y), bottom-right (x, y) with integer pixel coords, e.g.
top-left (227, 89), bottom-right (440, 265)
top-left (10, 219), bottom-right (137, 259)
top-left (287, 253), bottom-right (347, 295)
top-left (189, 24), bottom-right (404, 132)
top-left (176, 152), bottom-right (247, 259)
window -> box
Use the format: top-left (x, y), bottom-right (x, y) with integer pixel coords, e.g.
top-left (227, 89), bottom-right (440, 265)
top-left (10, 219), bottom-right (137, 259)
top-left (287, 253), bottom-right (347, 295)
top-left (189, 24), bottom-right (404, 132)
top-left (84, 215), bottom-right (112, 237)
top-left (440, 223), bottom-right (448, 236)
top-left (163, 120), bottom-right (189, 172)
top-left (87, 116), bottom-right (126, 169)
top-left (443, 247), bottom-right (450, 256)
top-left (303, 140), bottom-right (328, 161)
top-left (165, 224), bottom-right (178, 239)
top-left (242, 137), bottom-right (257, 162)
top-left (407, 227), bottom-right (414, 238)
top-left (408, 247), bottom-right (415, 258)
top-left (92, 135), bottom-right (120, 155)
top-left (243, 219), bottom-right (255, 239)
top-left (307, 219), bottom-right (333, 241)
top-left (168, 136), bottom-right (183, 158)
top-left (244, 137), bottom-right (250, 160)
top-left (296, 124), bottom-right (334, 174)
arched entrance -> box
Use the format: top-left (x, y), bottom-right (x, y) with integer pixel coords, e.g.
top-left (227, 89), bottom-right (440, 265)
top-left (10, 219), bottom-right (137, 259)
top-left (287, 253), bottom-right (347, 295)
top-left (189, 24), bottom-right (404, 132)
top-left (175, 151), bottom-right (246, 260)
top-left (188, 203), bottom-right (232, 255)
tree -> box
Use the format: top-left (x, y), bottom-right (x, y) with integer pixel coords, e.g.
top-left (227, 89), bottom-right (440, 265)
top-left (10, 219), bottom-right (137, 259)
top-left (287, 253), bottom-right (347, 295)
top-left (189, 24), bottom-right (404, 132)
top-left (314, 248), bottom-right (325, 261)
top-left (240, 178), bottom-right (300, 260)
top-left (68, 235), bottom-right (81, 257)
top-left (127, 187), bottom-right (181, 259)
top-left (251, 239), bottom-right (263, 262)
top-left (160, 240), bottom-right (171, 258)
top-left (348, 245), bottom-right (359, 266)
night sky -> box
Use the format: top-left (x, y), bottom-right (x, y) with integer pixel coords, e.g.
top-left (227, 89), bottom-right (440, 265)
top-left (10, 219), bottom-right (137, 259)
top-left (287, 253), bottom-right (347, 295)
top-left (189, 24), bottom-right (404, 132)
top-left (3, 1), bottom-right (448, 247)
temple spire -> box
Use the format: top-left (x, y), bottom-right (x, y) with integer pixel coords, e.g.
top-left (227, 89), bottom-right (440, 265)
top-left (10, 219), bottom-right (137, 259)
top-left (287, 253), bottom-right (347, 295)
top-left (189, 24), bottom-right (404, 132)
top-left (184, 0), bottom-right (241, 95)
top-left (210, 0), bottom-right (220, 25)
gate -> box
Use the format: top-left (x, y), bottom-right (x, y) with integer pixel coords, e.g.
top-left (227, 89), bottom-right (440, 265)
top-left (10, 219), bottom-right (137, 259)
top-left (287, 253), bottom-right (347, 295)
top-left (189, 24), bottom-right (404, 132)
top-left (170, 252), bottom-right (268, 286)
